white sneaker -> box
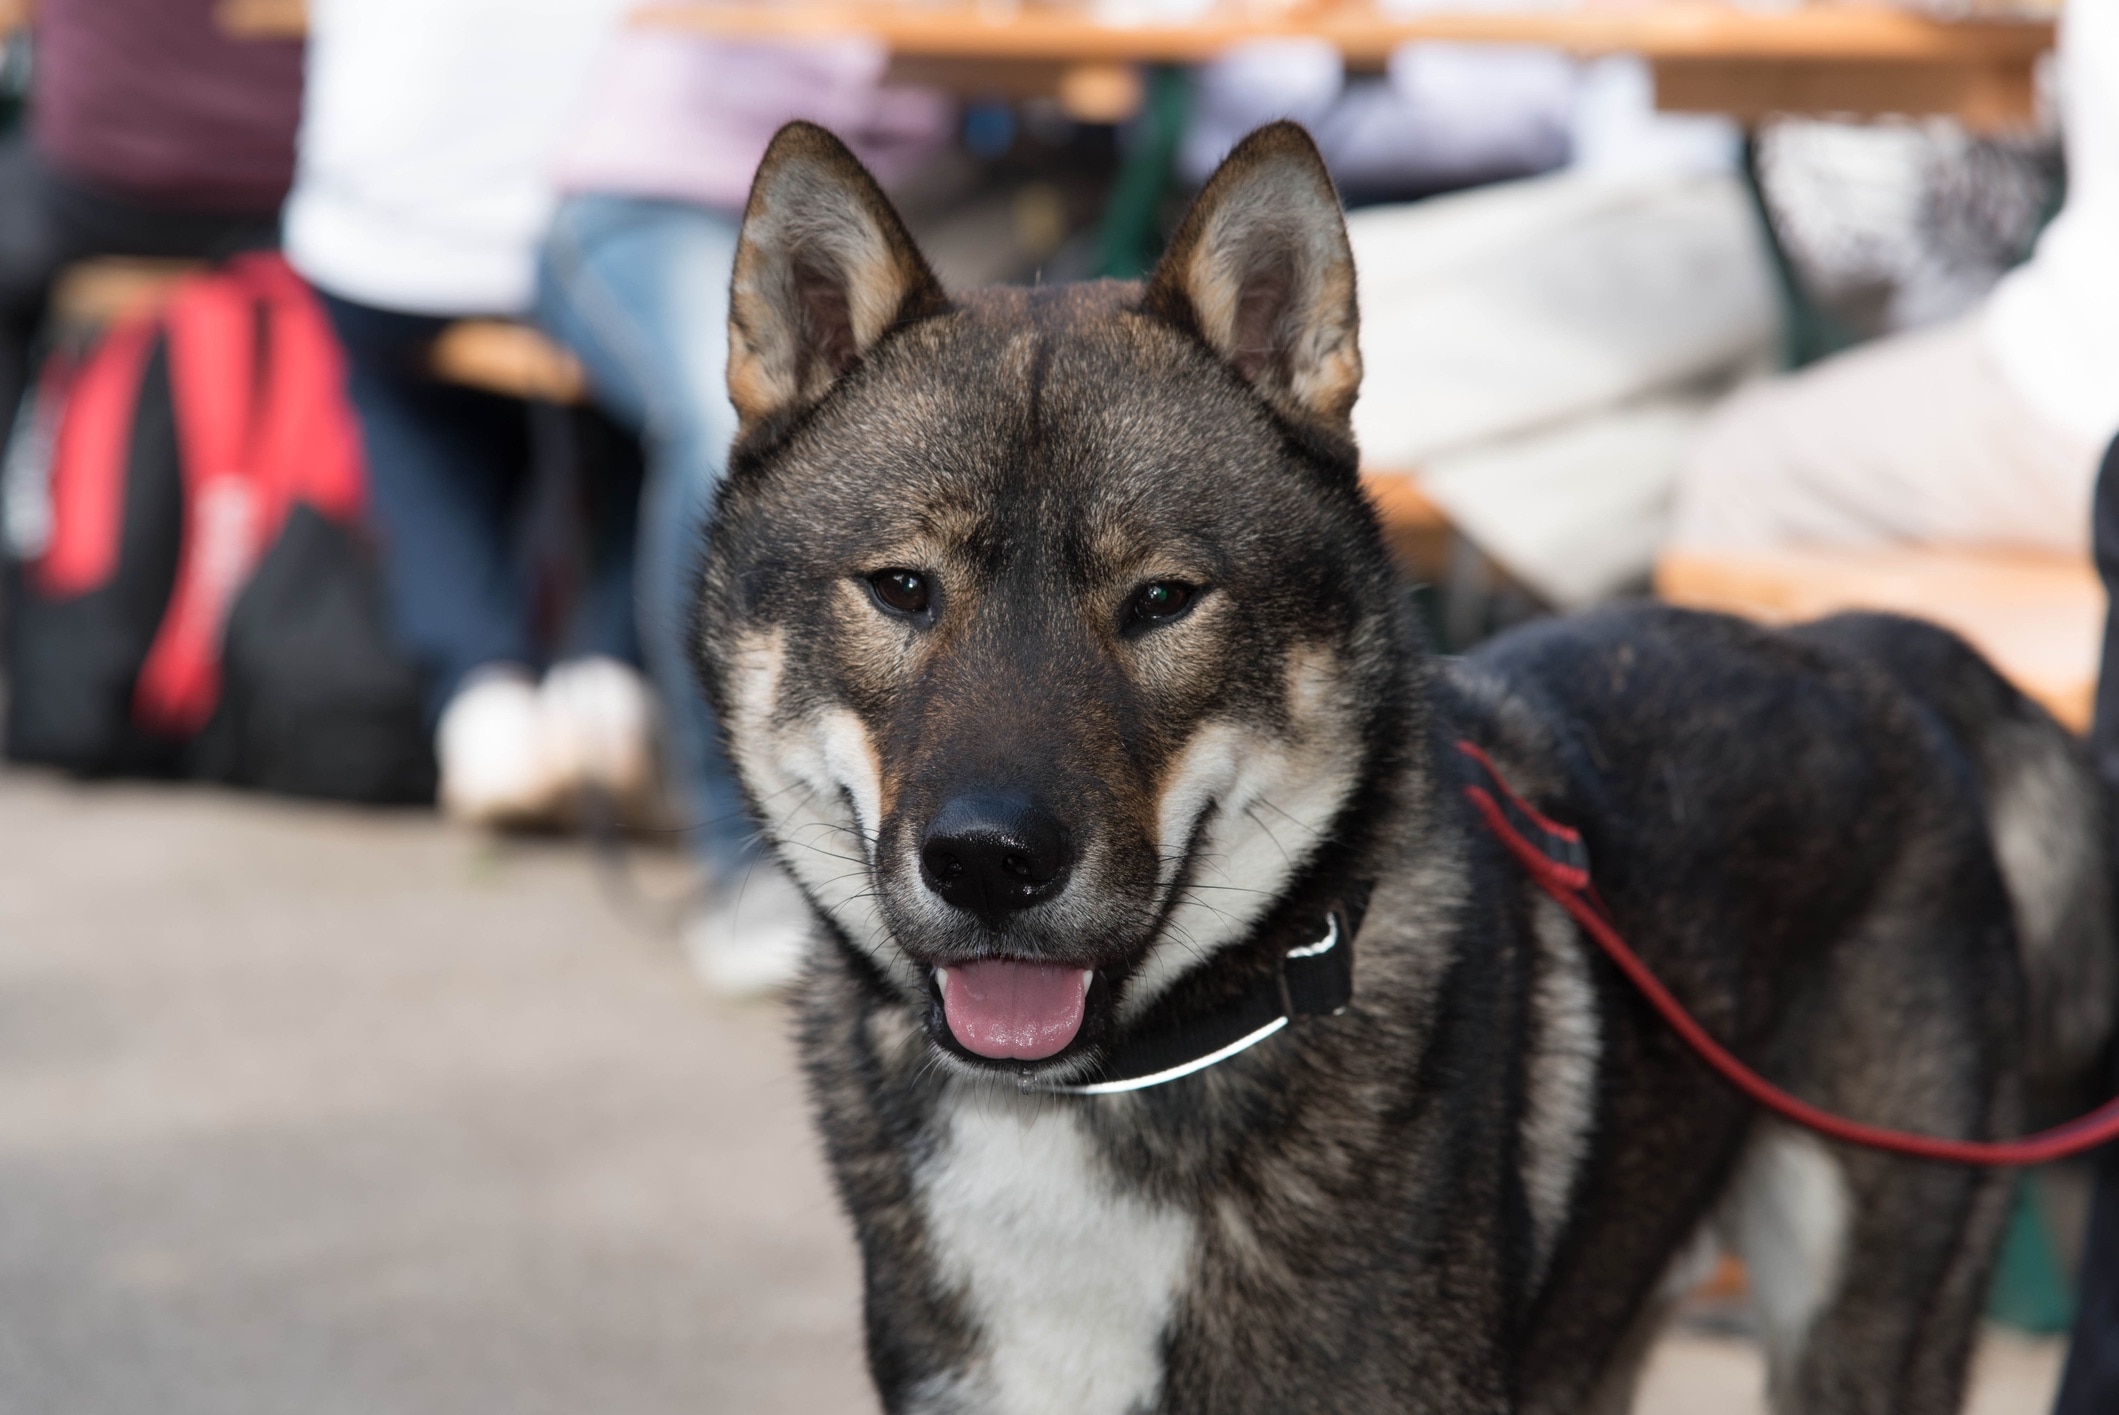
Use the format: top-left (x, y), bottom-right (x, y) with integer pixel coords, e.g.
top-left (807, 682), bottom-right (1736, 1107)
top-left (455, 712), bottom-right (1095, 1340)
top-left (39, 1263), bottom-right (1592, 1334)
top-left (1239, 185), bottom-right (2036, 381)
top-left (682, 863), bottom-right (813, 998)
top-left (538, 656), bottom-right (658, 822)
top-left (436, 666), bottom-right (561, 827)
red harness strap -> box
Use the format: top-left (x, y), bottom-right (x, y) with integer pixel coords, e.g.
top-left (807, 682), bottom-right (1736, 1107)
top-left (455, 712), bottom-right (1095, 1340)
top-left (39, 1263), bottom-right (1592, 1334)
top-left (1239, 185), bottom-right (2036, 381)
top-left (1458, 738), bottom-right (2119, 1166)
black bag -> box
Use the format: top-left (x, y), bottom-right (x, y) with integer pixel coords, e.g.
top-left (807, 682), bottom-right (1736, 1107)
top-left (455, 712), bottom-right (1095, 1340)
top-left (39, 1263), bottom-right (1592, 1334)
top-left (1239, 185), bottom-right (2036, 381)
top-left (2, 254), bottom-right (434, 803)
top-left (4, 327), bottom-right (185, 776)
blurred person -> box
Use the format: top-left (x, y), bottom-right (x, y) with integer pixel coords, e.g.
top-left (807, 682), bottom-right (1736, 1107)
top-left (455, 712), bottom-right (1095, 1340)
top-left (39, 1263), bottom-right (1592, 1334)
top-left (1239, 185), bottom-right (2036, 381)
top-left (1181, 37), bottom-right (1575, 202)
top-left (534, 32), bottom-right (950, 994)
top-left (0, 0), bottom-right (300, 456)
top-left (1669, 0), bottom-right (2119, 559)
top-left (2057, 434), bottom-right (2119, 1415)
top-left (284, 0), bottom-right (651, 829)
top-left (1210, 45), bottom-right (1776, 610)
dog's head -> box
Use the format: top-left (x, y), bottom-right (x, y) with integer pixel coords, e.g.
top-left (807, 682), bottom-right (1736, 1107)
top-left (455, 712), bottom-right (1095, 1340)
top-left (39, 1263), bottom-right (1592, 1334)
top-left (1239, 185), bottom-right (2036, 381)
top-left (699, 121), bottom-right (1413, 1081)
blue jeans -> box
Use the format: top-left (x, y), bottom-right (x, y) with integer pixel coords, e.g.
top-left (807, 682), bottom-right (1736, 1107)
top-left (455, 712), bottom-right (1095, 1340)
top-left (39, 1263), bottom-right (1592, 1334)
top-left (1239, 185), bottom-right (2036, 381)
top-left (321, 292), bottom-right (641, 722)
top-left (534, 195), bottom-right (752, 872)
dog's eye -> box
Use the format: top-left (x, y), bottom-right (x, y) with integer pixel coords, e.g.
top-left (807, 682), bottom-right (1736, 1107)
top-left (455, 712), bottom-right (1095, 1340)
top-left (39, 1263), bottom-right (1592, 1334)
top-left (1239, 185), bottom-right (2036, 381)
top-left (1127, 581), bottom-right (1197, 628)
top-left (867, 568), bottom-right (931, 617)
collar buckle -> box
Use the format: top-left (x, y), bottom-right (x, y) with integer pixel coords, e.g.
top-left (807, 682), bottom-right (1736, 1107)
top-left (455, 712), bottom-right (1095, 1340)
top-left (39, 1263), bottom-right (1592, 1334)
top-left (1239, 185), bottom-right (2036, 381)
top-left (1036, 884), bottom-right (1369, 1097)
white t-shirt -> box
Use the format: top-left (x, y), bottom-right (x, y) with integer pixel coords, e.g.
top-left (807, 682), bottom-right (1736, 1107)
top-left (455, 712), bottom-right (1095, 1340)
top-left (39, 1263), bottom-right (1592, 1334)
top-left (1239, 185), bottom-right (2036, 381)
top-left (284, 0), bottom-right (630, 316)
top-left (1985, 0), bottom-right (2119, 450)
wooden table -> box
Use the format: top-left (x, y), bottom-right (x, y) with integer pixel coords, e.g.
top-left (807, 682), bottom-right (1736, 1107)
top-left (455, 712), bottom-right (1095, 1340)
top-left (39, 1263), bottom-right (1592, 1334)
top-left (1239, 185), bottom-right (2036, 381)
top-left (1658, 546), bottom-right (2101, 731)
top-left (216, 2), bottom-right (2056, 128)
top-left (635, 2), bottom-right (2057, 130)
top-left (216, 0), bottom-right (305, 39)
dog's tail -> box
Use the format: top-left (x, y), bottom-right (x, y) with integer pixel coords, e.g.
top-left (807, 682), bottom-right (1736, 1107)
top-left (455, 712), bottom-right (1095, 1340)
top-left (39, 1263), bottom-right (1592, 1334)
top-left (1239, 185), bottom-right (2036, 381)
top-left (1800, 612), bottom-right (2118, 1088)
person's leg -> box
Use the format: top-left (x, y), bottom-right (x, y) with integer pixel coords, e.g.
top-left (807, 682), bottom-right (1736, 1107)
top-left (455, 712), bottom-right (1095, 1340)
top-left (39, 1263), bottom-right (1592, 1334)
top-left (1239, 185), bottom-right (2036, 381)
top-left (537, 195), bottom-right (809, 993)
top-left (2092, 436), bottom-right (2119, 787)
top-left (320, 292), bottom-right (537, 715)
top-left (536, 195), bottom-right (752, 868)
top-left (2055, 434), bottom-right (2119, 1415)
top-left (558, 404), bottom-right (645, 670)
top-left (528, 403), bottom-right (656, 816)
top-left (1671, 316), bottom-right (2103, 556)
top-left (320, 291), bottom-right (556, 825)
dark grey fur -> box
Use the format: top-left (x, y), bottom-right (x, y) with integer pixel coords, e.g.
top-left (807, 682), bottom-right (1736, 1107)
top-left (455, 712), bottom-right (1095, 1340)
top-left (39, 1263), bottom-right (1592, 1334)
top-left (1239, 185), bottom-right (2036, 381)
top-left (696, 121), bottom-right (2116, 1414)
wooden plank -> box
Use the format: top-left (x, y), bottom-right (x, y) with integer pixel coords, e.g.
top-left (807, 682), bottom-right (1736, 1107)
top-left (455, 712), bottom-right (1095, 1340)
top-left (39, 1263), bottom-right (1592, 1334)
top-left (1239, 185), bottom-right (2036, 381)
top-left (633, 3), bottom-right (2053, 68)
top-left (1656, 546), bottom-right (2103, 732)
top-left (1361, 467), bottom-right (1455, 582)
top-left (48, 258), bottom-right (200, 331)
top-left (216, 0), bottom-right (305, 39)
top-left (1361, 467), bottom-right (1449, 534)
top-left (885, 55), bottom-right (1145, 119)
top-left (1653, 53), bottom-right (2038, 130)
top-left (429, 321), bottom-right (588, 404)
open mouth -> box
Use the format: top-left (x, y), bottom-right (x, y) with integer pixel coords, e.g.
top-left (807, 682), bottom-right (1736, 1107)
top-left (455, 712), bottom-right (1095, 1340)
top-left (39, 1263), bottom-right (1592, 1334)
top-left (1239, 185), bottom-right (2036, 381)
top-left (935, 959), bottom-right (1095, 1061)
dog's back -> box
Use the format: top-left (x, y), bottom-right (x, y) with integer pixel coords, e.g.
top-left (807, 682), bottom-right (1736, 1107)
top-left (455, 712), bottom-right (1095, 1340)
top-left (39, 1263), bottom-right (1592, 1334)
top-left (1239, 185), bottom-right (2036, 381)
top-left (1795, 611), bottom-right (2117, 1086)
top-left (1456, 603), bottom-right (2116, 1412)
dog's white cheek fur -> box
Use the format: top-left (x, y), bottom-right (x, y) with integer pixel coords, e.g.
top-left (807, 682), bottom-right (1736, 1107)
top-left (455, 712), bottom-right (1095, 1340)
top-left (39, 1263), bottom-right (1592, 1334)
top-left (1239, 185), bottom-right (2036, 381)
top-left (1126, 650), bottom-right (1359, 1018)
top-left (726, 630), bottom-right (920, 993)
top-left (913, 1094), bottom-right (1194, 1415)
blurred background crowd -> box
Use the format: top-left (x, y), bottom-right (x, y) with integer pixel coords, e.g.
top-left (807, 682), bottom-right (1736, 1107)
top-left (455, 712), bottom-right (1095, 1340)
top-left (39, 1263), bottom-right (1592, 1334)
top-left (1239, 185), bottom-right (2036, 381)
top-left (0, 0), bottom-right (2113, 1406)
top-left (4, 0), bottom-right (2108, 994)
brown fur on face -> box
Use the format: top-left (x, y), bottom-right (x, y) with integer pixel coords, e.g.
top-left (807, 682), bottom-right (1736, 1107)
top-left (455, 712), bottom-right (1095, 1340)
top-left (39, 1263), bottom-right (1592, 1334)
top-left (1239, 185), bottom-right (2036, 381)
top-left (700, 125), bottom-right (1405, 1045)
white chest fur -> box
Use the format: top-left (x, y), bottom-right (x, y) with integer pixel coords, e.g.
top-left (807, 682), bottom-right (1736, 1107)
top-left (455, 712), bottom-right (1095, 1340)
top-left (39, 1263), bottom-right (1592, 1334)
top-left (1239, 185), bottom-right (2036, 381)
top-left (912, 1093), bottom-right (1195, 1415)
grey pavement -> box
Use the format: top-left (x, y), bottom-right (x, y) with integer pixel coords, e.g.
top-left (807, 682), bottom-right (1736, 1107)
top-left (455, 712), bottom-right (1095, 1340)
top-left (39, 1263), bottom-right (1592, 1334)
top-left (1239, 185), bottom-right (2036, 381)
top-left (0, 771), bottom-right (869, 1414)
top-left (0, 771), bottom-right (2064, 1413)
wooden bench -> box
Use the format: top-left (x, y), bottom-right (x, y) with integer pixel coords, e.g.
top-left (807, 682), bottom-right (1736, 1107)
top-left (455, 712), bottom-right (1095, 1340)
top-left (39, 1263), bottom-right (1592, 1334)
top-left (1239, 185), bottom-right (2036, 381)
top-left (45, 265), bottom-right (590, 407)
top-left (428, 319), bottom-right (588, 404)
top-left (1657, 545), bottom-right (2103, 732)
top-left (45, 258), bottom-right (201, 335)
top-left (1361, 468), bottom-right (1454, 582)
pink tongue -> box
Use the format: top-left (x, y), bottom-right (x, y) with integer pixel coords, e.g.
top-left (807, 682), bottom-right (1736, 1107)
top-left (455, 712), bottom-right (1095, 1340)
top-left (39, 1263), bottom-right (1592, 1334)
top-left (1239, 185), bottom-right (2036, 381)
top-left (941, 960), bottom-right (1088, 1060)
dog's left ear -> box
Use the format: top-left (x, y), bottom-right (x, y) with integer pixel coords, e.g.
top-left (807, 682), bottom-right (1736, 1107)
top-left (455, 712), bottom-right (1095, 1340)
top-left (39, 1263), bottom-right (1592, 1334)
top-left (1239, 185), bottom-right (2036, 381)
top-left (1144, 122), bottom-right (1361, 434)
top-left (728, 121), bottom-right (948, 438)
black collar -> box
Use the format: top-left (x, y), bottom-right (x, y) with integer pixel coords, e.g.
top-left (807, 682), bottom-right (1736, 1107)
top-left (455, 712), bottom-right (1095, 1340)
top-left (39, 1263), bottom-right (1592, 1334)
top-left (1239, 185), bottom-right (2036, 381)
top-left (1036, 883), bottom-right (1371, 1095)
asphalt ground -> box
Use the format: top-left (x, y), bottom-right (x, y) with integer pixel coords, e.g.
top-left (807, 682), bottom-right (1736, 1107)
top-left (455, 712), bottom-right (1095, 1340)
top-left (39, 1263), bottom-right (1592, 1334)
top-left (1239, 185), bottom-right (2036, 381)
top-left (0, 771), bottom-right (2064, 1412)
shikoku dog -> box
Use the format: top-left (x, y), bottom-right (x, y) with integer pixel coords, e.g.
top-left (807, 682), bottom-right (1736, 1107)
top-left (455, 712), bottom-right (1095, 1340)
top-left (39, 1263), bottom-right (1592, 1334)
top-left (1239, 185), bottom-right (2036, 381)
top-left (695, 120), bottom-right (2118, 1414)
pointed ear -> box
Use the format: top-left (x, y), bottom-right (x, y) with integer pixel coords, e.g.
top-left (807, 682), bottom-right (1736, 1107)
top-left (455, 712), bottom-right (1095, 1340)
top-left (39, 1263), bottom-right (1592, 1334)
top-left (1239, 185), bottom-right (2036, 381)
top-left (1143, 122), bottom-right (1361, 434)
top-left (728, 122), bottom-right (947, 436)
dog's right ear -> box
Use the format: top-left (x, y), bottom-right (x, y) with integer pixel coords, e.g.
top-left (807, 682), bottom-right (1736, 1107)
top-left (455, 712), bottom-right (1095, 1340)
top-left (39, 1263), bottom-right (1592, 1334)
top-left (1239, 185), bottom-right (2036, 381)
top-left (728, 122), bottom-right (947, 437)
top-left (1143, 122), bottom-right (1360, 440)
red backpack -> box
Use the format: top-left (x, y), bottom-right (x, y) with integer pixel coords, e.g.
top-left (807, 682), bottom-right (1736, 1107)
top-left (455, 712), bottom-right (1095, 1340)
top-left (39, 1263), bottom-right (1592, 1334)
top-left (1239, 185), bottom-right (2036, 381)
top-left (3, 253), bottom-right (435, 802)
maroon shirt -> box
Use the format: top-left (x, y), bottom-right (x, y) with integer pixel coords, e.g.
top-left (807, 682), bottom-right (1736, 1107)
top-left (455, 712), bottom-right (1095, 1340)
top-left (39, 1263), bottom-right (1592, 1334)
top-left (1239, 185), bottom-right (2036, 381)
top-left (31, 0), bottom-right (303, 214)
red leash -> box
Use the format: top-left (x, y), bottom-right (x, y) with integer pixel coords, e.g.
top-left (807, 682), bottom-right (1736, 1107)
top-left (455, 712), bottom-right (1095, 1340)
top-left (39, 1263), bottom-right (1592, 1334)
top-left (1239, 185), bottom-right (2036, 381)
top-left (1457, 739), bottom-right (2119, 1166)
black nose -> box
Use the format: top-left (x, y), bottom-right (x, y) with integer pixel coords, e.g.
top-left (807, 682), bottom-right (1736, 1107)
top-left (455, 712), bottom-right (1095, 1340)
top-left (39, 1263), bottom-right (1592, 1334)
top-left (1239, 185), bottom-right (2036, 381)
top-left (919, 794), bottom-right (1072, 926)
